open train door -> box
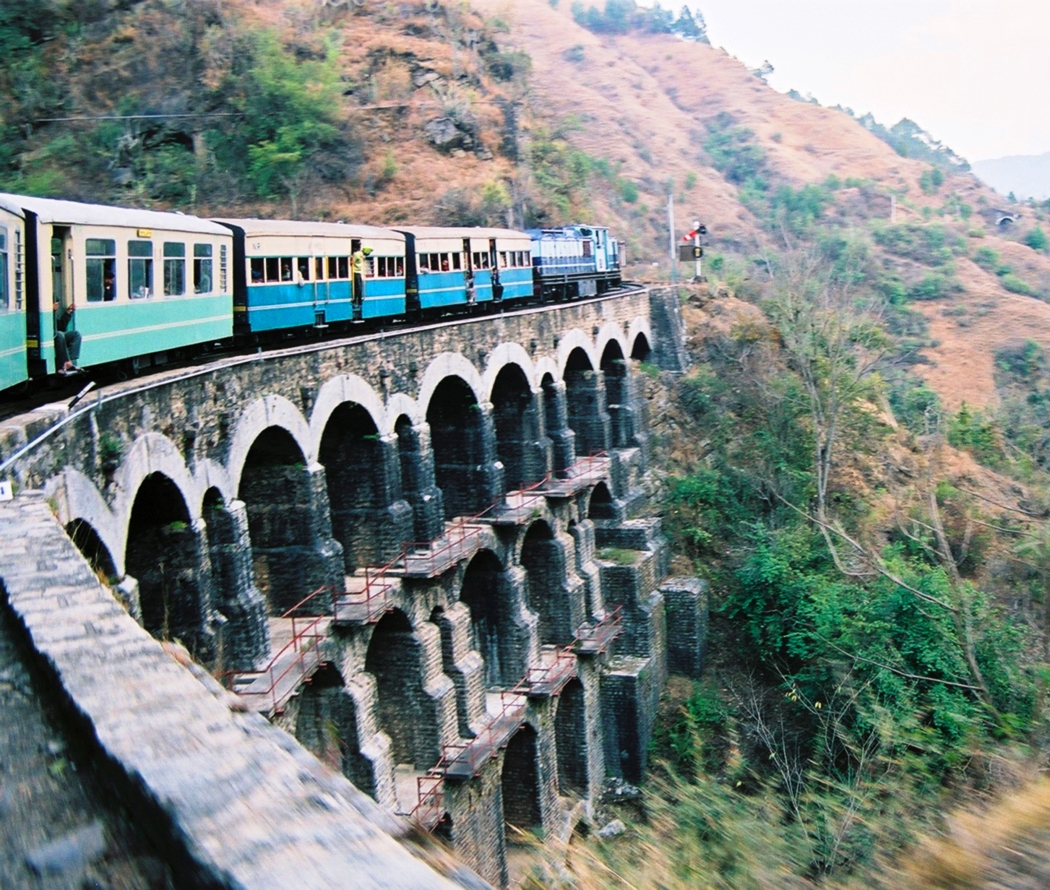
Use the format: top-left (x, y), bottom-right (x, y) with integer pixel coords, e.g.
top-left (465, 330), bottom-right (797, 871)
top-left (594, 228), bottom-right (607, 273)
top-left (489, 238), bottom-right (502, 302)
top-left (463, 237), bottom-right (475, 303)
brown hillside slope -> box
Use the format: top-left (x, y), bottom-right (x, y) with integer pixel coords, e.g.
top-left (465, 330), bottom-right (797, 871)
top-left (472, 0), bottom-right (1050, 412)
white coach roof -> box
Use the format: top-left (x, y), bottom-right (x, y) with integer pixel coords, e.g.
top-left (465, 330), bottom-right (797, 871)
top-left (0, 194), bottom-right (231, 236)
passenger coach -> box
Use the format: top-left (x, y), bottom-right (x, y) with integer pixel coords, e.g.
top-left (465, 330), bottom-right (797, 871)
top-left (397, 227), bottom-right (533, 312)
top-left (214, 219), bottom-right (406, 333)
top-left (0, 200), bottom-right (26, 393)
top-left (0, 194), bottom-right (233, 378)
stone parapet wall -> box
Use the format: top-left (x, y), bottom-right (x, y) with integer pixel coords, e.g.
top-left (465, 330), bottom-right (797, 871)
top-left (0, 494), bottom-right (462, 889)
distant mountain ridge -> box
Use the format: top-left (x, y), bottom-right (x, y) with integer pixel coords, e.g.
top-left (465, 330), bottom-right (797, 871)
top-left (973, 152), bottom-right (1050, 201)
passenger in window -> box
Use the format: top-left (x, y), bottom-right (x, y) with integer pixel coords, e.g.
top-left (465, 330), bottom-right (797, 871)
top-left (251, 266), bottom-right (263, 283)
top-left (281, 259), bottom-right (292, 281)
top-left (103, 274), bottom-right (115, 302)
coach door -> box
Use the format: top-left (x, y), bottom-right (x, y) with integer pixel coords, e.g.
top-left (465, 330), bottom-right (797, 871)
top-left (463, 237), bottom-right (475, 303)
top-left (489, 238), bottom-right (503, 302)
top-left (594, 229), bottom-right (607, 272)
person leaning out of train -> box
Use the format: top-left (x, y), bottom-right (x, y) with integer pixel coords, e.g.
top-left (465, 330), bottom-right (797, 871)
top-left (53, 300), bottom-right (83, 376)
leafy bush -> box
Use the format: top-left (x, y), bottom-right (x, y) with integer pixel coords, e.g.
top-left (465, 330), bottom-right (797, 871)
top-left (872, 223), bottom-right (961, 266)
top-left (908, 272), bottom-right (952, 301)
top-left (919, 166), bottom-right (945, 195)
top-left (1024, 226), bottom-right (1048, 251)
top-left (948, 403), bottom-right (1003, 465)
top-left (703, 115), bottom-right (766, 184)
top-left (972, 245), bottom-right (1000, 271)
top-left (1000, 273), bottom-right (1035, 296)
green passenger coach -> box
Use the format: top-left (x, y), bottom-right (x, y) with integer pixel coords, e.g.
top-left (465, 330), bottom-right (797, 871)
top-left (0, 202), bottom-right (27, 393)
top-left (0, 194), bottom-right (234, 378)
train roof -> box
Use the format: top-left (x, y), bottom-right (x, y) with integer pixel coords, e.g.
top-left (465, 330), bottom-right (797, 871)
top-left (395, 226), bottom-right (531, 241)
top-left (0, 194), bottom-right (230, 235)
top-left (212, 218), bottom-right (402, 241)
top-left (525, 224), bottom-right (610, 236)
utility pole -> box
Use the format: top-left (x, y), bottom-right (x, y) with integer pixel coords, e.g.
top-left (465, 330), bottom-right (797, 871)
top-left (693, 219), bottom-right (702, 280)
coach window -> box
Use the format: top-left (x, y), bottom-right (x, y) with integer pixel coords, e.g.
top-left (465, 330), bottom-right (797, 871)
top-left (280, 258), bottom-right (293, 281)
top-left (128, 240), bottom-right (153, 299)
top-left (250, 258), bottom-right (264, 283)
top-left (265, 258), bottom-right (279, 282)
top-left (163, 242), bottom-right (186, 296)
top-left (451, 252), bottom-right (462, 271)
top-left (297, 257), bottom-right (310, 281)
top-left (194, 244), bottom-right (213, 293)
top-left (315, 257), bottom-right (325, 280)
top-left (85, 238), bottom-right (116, 303)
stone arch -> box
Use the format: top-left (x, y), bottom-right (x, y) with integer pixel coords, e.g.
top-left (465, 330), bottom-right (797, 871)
top-left (594, 321), bottom-right (629, 371)
top-left (227, 394), bottom-right (313, 493)
top-left (364, 608), bottom-right (435, 768)
top-left (627, 315), bottom-right (653, 358)
top-left (125, 472), bottom-right (215, 662)
top-left (555, 329), bottom-right (599, 379)
top-left (490, 362), bottom-right (544, 491)
top-left (46, 468), bottom-right (123, 575)
top-left (238, 425), bottom-right (342, 614)
top-left (65, 518), bottom-right (118, 582)
top-left (520, 520), bottom-right (573, 646)
top-left (630, 331), bottom-right (652, 361)
top-left (600, 338), bottom-right (632, 449)
top-left (319, 401), bottom-right (409, 571)
top-left (425, 375), bottom-right (502, 519)
top-left (113, 431), bottom-right (199, 533)
top-left (384, 392), bottom-right (421, 434)
top-left (201, 487), bottom-right (269, 670)
top-left (555, 679), bottom-right (588, 796)
top-left (501, 723), bottom-right (541, 835)
top-left (309, 374), bottom-right (386, 447)
top-left (460, 549), bottom-right (520, 688)
top-left (416, 353), bottom-right (486, 416)
top-left (588, 482), bottom-right (617, 521)
top-left (295, 662), bottom-right (374, 795)
top-left (483, 343), bottom-right (537, 396)
top-left (564, 347), bottom-right (610, 456)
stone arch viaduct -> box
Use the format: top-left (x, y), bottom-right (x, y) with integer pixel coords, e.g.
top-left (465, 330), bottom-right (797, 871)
top-left (0, 288), bottom-right (705, 887)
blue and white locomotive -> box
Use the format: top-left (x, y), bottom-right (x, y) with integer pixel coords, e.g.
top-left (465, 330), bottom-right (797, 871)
top-left (0, 192), bottom-right (623, 394)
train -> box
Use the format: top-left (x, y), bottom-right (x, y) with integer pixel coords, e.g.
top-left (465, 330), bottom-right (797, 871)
top-left (0, 193), bottom-right (623, 395)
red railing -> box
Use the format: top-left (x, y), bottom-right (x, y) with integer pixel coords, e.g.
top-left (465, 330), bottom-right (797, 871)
top-left (413, 759), bottom-right (449, 828)
top-left (575, 605), bottom-right (623, 655)
top-left (335, 555), bottom-right (400, 624)
top-left (220, 585), bottom-right (334, 714)
top-left (521, 646), bottom-right (577, 696)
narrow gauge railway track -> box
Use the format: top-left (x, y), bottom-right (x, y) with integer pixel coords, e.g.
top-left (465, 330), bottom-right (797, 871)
top-left (0, 284), bottom-right (644, 433)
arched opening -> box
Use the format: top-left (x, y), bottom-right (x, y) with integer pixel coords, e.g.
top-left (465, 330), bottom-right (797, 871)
top-left (202, 488), bottom-right (268, 670)
top-left (555, 679), bottom-right (588, 796)
top-left (365, 609), bottom-right (434, 767)
top-left (295, 663), bottom-right (374, 797)
top-left (239, 426), bottom-right (335, 614)
top-left (521, 521), bottom-right (572, 646)
top-left (491, 364), bottom-right (540, 491)
top-left (65, 519), bottom-right (117, 582)
top-left (501, 723), bottom-right (541, 835)
top-left (630, 332), bottom-right (652, 362)
top-left (600, 340), bottom-right (631, 449)
top-left (564, 348), bottom-right (609, 456)
top-left (461, 550), bottom-right (517, 688)
top-left (588, 482), bottom-right (617, 521)
top-left (319, 402), bottom-right (388, 571)
top-left (125, 473), bottom-right (212, 659)
top-left (426, 376), bottom-right (493, 519)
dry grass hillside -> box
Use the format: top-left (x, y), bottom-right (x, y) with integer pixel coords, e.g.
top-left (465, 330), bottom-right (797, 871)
top-left (470, 0), bottom-right (1050, 413)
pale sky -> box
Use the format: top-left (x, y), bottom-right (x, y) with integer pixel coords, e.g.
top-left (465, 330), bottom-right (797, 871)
top-left (693, 1), bottom-right (1050, 162)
